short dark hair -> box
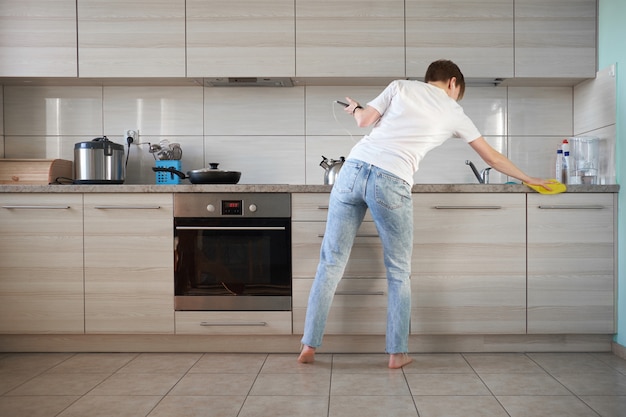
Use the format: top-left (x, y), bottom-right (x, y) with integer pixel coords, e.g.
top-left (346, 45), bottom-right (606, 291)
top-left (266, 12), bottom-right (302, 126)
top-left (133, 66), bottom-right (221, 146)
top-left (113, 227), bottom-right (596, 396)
top-left (424, 60), bottom-right (466, 100)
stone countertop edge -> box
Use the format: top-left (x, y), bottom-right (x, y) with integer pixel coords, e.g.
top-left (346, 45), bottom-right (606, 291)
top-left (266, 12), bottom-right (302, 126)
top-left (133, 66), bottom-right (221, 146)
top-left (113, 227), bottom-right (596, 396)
top-left (0, 184), bottom-right (619, 193)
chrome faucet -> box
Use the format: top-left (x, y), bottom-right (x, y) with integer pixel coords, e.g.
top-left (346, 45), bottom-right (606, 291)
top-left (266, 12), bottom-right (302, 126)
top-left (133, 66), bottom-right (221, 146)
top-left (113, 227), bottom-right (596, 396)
top-left (465, 160), bottom-right (492, 184)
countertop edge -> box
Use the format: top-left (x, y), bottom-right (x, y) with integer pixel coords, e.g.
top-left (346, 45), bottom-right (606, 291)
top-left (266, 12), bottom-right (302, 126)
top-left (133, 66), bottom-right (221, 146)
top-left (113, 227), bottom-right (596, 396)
top-left (0, 184), bottom-right (619, 193)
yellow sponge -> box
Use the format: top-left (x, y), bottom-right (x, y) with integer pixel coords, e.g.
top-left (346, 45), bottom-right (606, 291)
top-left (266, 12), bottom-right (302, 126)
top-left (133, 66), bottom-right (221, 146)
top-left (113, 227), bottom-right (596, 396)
top-left (523, 179), bottom-right (567, 195)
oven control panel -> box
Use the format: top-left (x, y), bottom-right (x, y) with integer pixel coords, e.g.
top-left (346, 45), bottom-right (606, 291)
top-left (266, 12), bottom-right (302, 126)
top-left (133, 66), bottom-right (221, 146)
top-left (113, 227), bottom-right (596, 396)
top-left (174, 193), bottom-right (290, 218)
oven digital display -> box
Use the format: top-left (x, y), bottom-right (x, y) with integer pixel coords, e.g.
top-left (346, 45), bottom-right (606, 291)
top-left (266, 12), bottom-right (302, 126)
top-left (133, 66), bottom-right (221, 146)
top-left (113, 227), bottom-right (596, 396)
top-left (221, 200), bottom-right (243, 215)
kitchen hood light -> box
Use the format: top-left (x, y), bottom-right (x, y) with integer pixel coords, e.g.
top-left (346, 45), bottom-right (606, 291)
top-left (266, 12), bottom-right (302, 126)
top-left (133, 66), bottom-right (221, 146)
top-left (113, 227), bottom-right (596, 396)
top-left (204, 77), bottom-right (294, 87)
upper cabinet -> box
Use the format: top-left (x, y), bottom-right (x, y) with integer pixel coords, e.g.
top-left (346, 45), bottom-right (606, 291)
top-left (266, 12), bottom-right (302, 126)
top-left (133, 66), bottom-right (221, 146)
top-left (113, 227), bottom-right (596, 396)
top-left (406, 0), bottom-right (514, 79)
top-left (187, 0), bottom-right (295, 77)
top-left (295, 0), bottom-right (405, 77)
top-left (515, 0), bottom-right (597, 78)
top-left (0, 0), bottom-right (77, 77)
top-left (77, 0), bottom-right (186, 77)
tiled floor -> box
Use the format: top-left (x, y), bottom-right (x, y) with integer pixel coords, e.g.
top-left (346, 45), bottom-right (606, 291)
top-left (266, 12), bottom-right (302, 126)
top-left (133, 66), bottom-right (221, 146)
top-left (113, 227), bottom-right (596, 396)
top-left (0, 352), bottom-right (625, 417)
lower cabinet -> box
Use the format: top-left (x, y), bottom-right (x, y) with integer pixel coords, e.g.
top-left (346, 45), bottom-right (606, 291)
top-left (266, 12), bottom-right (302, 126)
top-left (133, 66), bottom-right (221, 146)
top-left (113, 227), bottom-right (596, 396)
top-left (527, 193), bottom-right (616, 333)
top-left (84, 194), bottom-right (175, 334)
top-left (411, 193), bottom-right (527, 334)
top-left (175, 311), bottom-right (292, 335)
top-left (0, 194), bottom-right (84, 334)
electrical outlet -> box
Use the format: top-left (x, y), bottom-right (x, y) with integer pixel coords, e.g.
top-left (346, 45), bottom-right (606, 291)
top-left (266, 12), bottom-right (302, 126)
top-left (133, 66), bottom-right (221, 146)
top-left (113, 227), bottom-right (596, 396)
top-left (124, 129), bottom-right (138, 144)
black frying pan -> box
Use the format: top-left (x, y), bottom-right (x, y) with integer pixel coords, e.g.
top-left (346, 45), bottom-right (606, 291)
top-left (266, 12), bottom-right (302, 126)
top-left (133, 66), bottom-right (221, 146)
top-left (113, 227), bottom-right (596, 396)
top-left (152, 163), bottom-right (241, 184)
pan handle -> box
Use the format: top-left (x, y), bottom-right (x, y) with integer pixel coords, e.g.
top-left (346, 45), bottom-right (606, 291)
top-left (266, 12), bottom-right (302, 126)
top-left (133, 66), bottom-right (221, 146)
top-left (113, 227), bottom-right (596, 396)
top-left (152, 166), bottom-right (187, 179)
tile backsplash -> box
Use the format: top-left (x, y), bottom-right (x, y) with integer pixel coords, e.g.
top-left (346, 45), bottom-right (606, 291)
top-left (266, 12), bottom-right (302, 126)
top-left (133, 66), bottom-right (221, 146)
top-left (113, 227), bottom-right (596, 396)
top-left (0, 71), bottom-right (616, 185)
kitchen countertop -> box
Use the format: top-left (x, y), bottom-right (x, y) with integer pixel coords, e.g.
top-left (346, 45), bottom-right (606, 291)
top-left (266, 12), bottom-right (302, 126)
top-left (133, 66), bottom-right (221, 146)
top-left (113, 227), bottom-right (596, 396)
top-left (0, 183), bottom-right (619, 193)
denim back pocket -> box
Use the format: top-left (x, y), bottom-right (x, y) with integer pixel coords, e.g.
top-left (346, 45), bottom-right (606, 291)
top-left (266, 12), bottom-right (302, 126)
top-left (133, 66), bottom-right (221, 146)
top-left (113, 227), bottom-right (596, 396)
top-left (334, 160), bottom-right (362, 194)
top-left (374, 171), bottom-right (411, 210)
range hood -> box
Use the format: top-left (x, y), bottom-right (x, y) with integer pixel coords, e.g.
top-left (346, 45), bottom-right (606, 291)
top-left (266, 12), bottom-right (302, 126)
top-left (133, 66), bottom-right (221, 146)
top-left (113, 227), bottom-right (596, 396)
top-left (204, 77), bottom-right (294, 87)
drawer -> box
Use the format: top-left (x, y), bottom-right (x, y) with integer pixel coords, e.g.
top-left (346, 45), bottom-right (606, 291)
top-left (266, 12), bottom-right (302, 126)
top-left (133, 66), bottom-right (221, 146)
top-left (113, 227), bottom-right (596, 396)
top-left (292, 193), bottom-right (373, 221)
top-left (175, 311), bottom-right (292, 335)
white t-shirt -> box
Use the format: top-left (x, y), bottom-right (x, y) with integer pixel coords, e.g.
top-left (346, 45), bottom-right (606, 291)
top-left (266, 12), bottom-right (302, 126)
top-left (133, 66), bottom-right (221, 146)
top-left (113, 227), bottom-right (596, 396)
top-left (347, 80), bottom-right (482, 186)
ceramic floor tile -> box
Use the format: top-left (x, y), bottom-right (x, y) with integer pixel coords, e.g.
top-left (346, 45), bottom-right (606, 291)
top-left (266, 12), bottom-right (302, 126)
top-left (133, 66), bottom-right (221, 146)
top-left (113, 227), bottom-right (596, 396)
top-left (5, 373), bottom-right (110, 396)
top-left (260, 353), bottom-right (332, 374)
top-left (169, 373), bottom-right (257, 396)
top-left (117, 353), bottom-right (202, 375)
top-left (414, 395), bottom-right (509, 417)
top-left (331, 354), bottom-right (401, 374)
top-left (553, 371), bottom-right (626, 396)
top-left (46, 353), bottom-right (138, 374)
top-left (497, 395), bottom-right (599, 417)
top-left (0, 353), bottom-right (74, 375)
top-left (591, 353), bottom-right (626, 375)
top-left (147, 395), bottom-right (246, 417)
top-left (479, 373), bottom-right (572, 396)
top-left (463, 353), bottom-right (547, 374)
top-left (250, 373), bottom-right (331, 396)
top-left (238, 395), bottom-right (329, 417)
top-left (331, 373), bottom-right (411, 396)
top-left (56, 395), bottom-right (162, 417)
top-left (188, 353), bottom-right (268, 374)
top-left (405, 373), bottom-right (491, 396)
top-left (0, 373), bottom-right (37, 395)
top-left (87, 373), bottom-right (183, 396)
top-left (527, 352), bottom-right (617, 375)
top-left (402, 354), bottom-right (475, 374)
top-left (580, 395), bottom-right (626, 417)
top-left (0, 395), bottom-right (79, 417)
top-left (329, 395), bottom-right (419, 417)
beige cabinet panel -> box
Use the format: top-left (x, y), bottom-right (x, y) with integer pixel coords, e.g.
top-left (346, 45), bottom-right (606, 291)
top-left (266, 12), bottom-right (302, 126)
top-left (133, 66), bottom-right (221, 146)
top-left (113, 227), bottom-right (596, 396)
top-left (0, 194), bottom-right (84, 333)
top-left (176, 311), bottom-right (292, 335)
top-left (411, 193), bottom-right (527, 334)
top-left (0, 0), bottom-right (77, 76)
top-left (295, 0), bottom-right (405, 77)
top-left (84, 194), bottom-right (174, 333)
top-left (527, 193), bottom-right (615, 333)
top-left (78, 0), bottom-right (185, 77)
top-left (187, 0), bottom-right (295, 77)
top-left (515, 0), bottom-right (596, 78)
top-left (293, 278), bottom-right (388, 335)
top-left (406, 0), bottom-right (514, 79)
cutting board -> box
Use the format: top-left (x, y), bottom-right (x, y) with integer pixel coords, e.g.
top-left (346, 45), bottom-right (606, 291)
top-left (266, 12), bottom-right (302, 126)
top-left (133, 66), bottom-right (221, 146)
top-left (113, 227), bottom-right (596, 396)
top-left (0, 159), bottom-right (73, 184)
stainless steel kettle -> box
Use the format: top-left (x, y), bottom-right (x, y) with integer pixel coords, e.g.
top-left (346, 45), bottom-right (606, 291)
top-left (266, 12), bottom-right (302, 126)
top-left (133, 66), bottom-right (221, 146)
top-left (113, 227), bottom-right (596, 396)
top-left (320, 155), bottom-right (345, 185)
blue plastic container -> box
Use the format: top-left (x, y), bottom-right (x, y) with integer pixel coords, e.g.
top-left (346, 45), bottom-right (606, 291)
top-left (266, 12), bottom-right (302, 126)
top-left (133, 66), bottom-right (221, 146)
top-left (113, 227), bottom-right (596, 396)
top-left (155, 160), bottom-right (182, 185)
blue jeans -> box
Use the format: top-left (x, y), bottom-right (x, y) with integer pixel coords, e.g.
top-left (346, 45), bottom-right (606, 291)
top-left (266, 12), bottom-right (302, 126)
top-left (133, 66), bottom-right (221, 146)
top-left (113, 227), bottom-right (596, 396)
top-left (301, 159), bottom-right (413, 353)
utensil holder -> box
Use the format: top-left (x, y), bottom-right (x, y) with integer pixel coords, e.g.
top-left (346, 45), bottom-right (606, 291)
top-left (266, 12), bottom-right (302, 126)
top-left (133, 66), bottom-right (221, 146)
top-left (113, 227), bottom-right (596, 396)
top-left (155, 160), bottom-right (182, 185)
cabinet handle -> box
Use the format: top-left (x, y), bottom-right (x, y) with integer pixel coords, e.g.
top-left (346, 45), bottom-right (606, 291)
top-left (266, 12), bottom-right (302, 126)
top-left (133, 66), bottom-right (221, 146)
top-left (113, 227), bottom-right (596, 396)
top-left (433, 205), bottom-right (502, 210)
top-left (318, 233), bottom-right (379, 238)
top-left (317, 205), bottom-right (329, 210)
top-left (336, 291), bottom-right (385, 296)
top-left (537, 205), bottom-right (605, 210)
top-left (94, 205), bottom-right (161, 210)
top-left (200, 321), bottom-right (267, 327)
top-left (2, 205), bottom-right (70, 209)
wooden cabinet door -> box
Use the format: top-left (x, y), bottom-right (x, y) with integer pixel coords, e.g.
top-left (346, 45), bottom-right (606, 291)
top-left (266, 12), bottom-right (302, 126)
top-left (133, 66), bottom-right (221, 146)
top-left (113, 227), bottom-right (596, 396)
top-left (0, 0), bottom-right (77, 77)
top-left (515, 0), bottom-right (597, 78)
top-left (84, 193), bottom-right (174, 333)
top-left (295, 0), bottom-right (405, 77)
top-left (527, 193), bottom-right (615, 333)
top-left (411, 193), bottom-right (527, 334)
top-left (187, 0), bottom-right (295, 77)
top-left (406, 0), bottom-right (514, 79)
top-left (77, 0), bottom-right (185, 77)
top-left (0, 194), bottom-right (84, 333)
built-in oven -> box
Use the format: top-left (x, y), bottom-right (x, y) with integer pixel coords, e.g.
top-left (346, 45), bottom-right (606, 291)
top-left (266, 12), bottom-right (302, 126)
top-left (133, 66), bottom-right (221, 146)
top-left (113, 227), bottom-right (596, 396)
top-left (173, 193), bottom-right (291, 311)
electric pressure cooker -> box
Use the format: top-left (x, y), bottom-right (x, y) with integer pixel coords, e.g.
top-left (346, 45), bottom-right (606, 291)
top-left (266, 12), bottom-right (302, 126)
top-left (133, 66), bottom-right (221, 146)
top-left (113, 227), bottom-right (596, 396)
top-left (74, 136), bottom-right (125, 184)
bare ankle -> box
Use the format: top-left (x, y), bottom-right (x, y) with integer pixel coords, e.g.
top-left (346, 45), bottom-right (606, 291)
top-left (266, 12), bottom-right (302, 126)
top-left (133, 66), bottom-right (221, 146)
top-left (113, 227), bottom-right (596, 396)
top-left (388, 353), bottom-right (412, 369)
top-left (297, 345), bottom-right (316, 364)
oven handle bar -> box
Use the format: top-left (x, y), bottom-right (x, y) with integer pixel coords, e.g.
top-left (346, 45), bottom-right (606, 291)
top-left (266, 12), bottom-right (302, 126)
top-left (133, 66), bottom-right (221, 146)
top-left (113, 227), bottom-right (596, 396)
top-left (176, 226), bottom-right (286, 231)
top-left (200, 321), bottom-right (268, 327)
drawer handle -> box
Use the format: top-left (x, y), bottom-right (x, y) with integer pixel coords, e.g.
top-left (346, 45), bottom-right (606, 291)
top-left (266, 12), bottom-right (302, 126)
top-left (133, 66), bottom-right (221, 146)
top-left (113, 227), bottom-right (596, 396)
top-left (200, 321), bottom-right (268, 327)
top-left (433, 206), bottom-right (502, 210)
top-left (317, 205), bottom-right (329, 210)
top-left (336, 291), bottom-right (385, 296)
top-left (2, 205), bottom-right (70, 209)
top-left (94, 205), bottom-right (161, 210)
top-left (537, 205), bottom-right (605, 210)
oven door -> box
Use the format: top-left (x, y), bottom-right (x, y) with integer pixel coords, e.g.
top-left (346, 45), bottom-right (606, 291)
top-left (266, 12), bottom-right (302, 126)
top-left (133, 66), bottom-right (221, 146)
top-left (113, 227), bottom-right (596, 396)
top-left (174, 217), bottom-right (291, 311)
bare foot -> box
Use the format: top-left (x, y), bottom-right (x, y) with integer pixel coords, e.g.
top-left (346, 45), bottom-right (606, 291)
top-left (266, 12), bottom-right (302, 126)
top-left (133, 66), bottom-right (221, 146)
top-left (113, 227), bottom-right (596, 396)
top-left (297, 345), bottom-right (316, 364)
top-left (388, 353), bottom-right (412, 369)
